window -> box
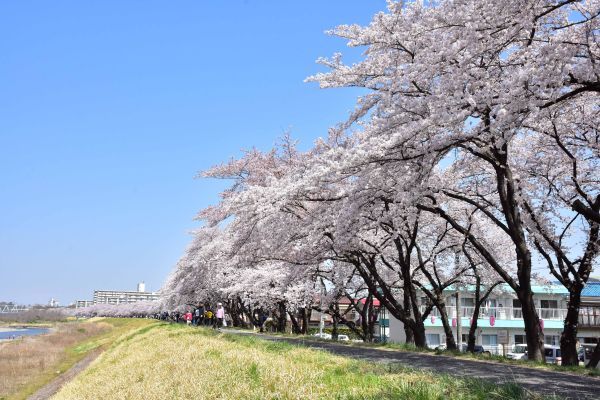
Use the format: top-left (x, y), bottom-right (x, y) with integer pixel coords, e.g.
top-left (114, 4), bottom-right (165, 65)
top-left (460, 298), bottom-right (474, 316)
top-left (485, 299), bottom-right (497, 307)
top-left (482, 335), bottom-right (498, 346)
top-left (514, 334), bottom-right (526, 345)
top-left (484, 299), bottom-right (497, 317)
top-left (545, 335), bottom-right (559, 346)
top-left (541, 300), bottom-right (558, 309)
top-left (512, 299), bottom-right (522, 318)
top-left (540, 300), bottom-right (559, 319)
top-left (462, 334), bottom-right (469, 343)
top-left (461, 298), bottom-right (475, 307)
top-left (426, 334), bottom-right (440, 347)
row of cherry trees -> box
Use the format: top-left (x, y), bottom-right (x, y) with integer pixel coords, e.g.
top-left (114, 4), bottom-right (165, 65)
top-left (72, 301), bottom-right (163, 318)
top-left (163, 0), bottom-right (599, 364)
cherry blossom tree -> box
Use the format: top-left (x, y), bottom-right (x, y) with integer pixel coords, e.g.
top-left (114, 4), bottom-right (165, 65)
top-left (308, 0), bottom-right (599, 361)
top-left (160, 0), bottom-right (598, 364)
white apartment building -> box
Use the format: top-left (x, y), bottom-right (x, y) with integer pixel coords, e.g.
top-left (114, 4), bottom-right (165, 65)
top-left (92, 282), bottom-right (159, 305)
top-left (75, 300), bottom-right (94, 308)
top-left (388, 283), bottom-right (600, 354)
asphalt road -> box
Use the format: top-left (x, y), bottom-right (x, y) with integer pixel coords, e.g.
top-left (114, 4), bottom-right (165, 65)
top-left (225, 329), bottom-right (599, 400)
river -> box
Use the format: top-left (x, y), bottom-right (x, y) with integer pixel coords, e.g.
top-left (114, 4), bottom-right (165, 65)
top-left (0, 327), bottom-right (50, 340)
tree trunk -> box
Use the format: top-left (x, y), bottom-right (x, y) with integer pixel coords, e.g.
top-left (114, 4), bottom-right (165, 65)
top-left (468, 276), bottom-right (482, 353)
top-left (411, 320), bottom-right (427, 348)
top-left (520, 290), bottom-right (545, 361)
top-left (300, 307), bottom-right (309, 334)
top-left (468, 304), bottom-right (481, 352)
top-left (561, 288), bottom-right (582, 366)
top-left (241, 303), bottom-right (259, 328)
top-left (288, 311), bottom-right (301, 334)
top-left (404, 324), bottom-right (415, 345)
top-left (360, 299), bottom-right (374, 342)
top-left (438, 304), bottom-right (457, 350)
top-left (277, 302), bottom-right (287, 333)
top-left (352, 257), bottom-right (425, 347)
top-left (332, 309), bottom-right (339, 341)
top-left (586, 341), bottom-right (600, 369)
top-left (494, 149), bottom-right (545, 362)
top-left (230, 299), bottom-right (247, 328)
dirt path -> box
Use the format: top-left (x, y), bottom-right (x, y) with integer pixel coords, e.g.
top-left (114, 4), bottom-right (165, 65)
top-left (225, 329), bottom-right (600, 400)
top-left (27, 349), bottom-right (102, 400)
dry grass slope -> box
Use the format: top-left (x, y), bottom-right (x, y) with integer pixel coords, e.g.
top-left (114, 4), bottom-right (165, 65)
top-left (0, 318), bottom-right (156, 400)
top-left (54, 324), bottom-right (534, 400)
top-left (0, 322), bottom-right (110, 399)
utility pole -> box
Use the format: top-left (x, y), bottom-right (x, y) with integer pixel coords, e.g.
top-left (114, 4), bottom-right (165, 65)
top-left (454, 252), bottom-right (462, 351)
top-left (319, 281), bottom-right (324, 337)
top-left (456, 290), bottom-right (462, 350)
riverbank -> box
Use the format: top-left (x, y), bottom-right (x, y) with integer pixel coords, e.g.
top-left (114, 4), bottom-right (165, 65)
top-left (53, 323), bottom-right (537, 400)
top-left (0, 318), bottom-right (156, 400)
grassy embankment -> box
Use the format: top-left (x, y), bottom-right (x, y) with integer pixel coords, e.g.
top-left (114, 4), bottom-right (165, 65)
top-left (54, 323), bottom-right (538, 400)
top-left (0, 318), bottom-right (157, 400)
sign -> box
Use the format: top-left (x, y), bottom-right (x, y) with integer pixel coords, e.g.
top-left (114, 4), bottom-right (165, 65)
top-left (498, 330), bottom-right (509, 344)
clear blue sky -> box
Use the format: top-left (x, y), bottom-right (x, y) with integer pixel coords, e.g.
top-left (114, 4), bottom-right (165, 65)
top-left (0, 1), bottom-right (387, 305)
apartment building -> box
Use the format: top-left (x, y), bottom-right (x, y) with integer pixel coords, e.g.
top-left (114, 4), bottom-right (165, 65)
top-left (75, 300), bottom-right (94, 308)
top-left (92, 282), bottom-right (159, 305)
top-left (388, 283), bottom-right (600, 354)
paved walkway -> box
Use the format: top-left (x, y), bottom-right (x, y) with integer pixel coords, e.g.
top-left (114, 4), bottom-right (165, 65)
top-left (225, 329), bottom-right (599, 400)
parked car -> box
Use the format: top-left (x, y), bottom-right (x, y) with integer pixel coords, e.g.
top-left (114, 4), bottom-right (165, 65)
top-left (337, 334), bottom-right (350, 341)
top-left (506, 344), bottom-right (528, 360)
top-left (461, 344), bottom-right (491, 356)
top-left (312, 332), bottom-right (332, 340)
top-left (580, 343), bottom-right (599, 368)
top-left (543, 345), bottom-right (562, 364)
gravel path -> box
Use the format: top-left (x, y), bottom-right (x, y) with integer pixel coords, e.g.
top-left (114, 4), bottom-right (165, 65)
top-left (226, 329), bottom-right (600, 400)
top-left (28, 349), bottom-right (102, 400)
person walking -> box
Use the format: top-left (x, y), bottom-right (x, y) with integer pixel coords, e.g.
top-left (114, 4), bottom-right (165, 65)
top-left (204, 308), bottom-right (213, 326)
top-left (259, 310), bottom-right (268, 333)
top-left (193, 306), bottom-right (201, 326)
top-left (196, 303), bottom-right (205, 326)
top-left (215, 303), bottom-right (225, 330)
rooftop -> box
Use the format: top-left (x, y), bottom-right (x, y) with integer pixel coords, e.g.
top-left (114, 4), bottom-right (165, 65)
top-left (582, 283), bottom-right (600, 298)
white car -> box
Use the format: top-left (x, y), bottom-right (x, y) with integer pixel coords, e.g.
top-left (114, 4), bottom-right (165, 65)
top-left (337, 334), bottom-right (350, 341)
top-left (313, 332), bottom-right (332, 339)
top-left (543, 345), bottom-right (562, 364)
top-left (506, 344), bottom-right (528, 360)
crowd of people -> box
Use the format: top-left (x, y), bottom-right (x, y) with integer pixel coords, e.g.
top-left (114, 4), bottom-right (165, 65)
top-left (154, 302), bottom-right (227, 330)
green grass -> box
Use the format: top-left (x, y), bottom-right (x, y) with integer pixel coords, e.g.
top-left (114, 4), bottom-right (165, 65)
top-left (54, 323), bottom-right (538, 400)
